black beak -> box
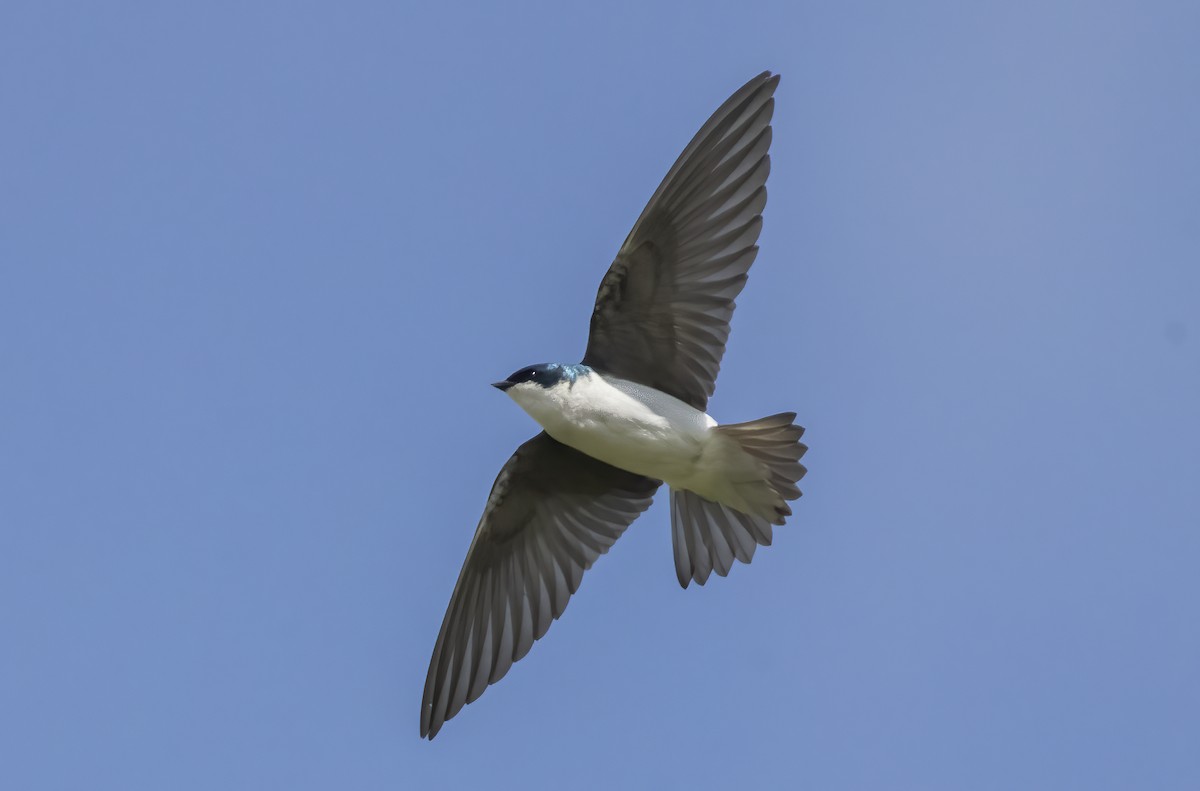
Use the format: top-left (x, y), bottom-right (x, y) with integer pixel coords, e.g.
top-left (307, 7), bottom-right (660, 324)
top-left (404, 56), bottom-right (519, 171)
top-left (492, 381), bottom-right (514, 392)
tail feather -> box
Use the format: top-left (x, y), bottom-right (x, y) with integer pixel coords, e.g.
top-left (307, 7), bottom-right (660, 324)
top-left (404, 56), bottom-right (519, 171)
top-left (670, 413), bottom-right (807, 588)
top-left (717, 412), bottom-right (807, 507)
top-left (671, 492), bottom-right (770, 586)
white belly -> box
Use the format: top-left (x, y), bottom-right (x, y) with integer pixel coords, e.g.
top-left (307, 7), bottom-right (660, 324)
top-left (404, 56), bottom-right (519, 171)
top-left (508, 373), bottom-right (719, 487)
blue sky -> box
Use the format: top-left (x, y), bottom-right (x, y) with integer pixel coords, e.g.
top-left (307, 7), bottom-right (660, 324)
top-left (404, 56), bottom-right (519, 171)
top-left (2, 1), bottom-right (1198, 788)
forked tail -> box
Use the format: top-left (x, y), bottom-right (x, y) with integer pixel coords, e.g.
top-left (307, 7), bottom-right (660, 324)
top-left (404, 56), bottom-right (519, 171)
top-left (670, 413), bottom-right (807, 587)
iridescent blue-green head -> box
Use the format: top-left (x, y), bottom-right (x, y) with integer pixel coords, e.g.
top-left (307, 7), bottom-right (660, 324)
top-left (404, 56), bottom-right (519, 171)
top-left (492, 363), bottom-right (592, 392)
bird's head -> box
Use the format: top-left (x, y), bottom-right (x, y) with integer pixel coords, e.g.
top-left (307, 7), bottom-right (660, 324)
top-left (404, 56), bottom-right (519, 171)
top-left (492, 363), bottom-right (590, 393)
top-left (493, 363), bottom-right (592, 421)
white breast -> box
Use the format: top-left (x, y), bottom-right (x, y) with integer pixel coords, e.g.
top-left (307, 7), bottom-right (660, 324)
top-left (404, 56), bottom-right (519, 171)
top-left (506, 373), bottom-right (718, 485)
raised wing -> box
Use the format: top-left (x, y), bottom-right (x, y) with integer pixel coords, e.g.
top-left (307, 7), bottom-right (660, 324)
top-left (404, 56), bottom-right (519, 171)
top-left (420, 433), bottom-right (659, 739)
top-left (582, 72), bottom-right (779, 410)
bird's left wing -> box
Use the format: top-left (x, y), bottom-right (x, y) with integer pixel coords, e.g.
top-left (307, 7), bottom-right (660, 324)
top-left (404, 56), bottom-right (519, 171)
top-left (583, 72), bottom-right (778, 410)
top-left (420, 432), bottom-right (659, 739)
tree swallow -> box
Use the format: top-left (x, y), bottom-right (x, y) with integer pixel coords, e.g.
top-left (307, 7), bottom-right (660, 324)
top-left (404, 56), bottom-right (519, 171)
top-left (421, 72), bottom-right (806, 739)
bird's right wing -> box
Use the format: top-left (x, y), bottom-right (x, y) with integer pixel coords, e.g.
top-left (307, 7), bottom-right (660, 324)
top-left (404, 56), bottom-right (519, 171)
top-left (420, 432), bottom-right (659, 739)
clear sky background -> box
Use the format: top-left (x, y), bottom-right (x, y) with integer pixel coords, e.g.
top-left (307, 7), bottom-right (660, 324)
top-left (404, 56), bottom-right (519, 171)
top-left (3, 1), bottom-right (1198, 789)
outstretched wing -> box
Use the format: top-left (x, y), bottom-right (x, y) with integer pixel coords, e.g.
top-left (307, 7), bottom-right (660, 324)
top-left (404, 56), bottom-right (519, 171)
top-left (582, 72), bottom-right (779, 410)
top-left (420, 432), bottom-right (659, 739)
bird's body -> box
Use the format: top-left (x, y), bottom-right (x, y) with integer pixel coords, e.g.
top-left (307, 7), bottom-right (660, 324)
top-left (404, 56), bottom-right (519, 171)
top-left (505, 367), bottom-right (776, 521)
top-left (420, 71), bottom-right (807, 739)
top-left (507, 366), bottom-right (715, 483)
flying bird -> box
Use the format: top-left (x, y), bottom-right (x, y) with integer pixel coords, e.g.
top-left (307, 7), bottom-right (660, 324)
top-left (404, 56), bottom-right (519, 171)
top-left (421, 71), bottom-right (806, 739)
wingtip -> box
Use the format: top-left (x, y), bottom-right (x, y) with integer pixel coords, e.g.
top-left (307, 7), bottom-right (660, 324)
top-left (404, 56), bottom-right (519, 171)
top-left (420, 696), bottom-right (445, 740)
top-left (731, 71), bottom-right (779, 101)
